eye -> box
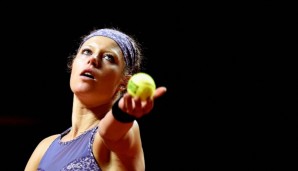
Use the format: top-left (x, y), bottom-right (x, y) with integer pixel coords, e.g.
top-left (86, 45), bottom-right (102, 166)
top-left (103, 54), bottom-right (115, 63)
top-left (82, 49), bottom-right (92, 56)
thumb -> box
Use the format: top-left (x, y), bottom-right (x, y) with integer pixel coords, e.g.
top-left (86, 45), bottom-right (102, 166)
top-left (153, 86), bottom-right (167, 99)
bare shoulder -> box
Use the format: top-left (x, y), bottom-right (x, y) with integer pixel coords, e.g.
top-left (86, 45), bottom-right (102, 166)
top-left (39, 134), bottom-right (60, 148)
top-left (24, 134), bottom-right (59, 171)
top-left (33, 134), bottom-right (60, 155)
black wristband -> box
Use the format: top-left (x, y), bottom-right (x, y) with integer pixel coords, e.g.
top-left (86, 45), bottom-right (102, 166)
top-left (112, 101), bottom-right (136, 123)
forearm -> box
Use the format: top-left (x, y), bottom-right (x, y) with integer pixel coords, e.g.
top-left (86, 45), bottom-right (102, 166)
top-left (99, 110), bottom-right (134, 142)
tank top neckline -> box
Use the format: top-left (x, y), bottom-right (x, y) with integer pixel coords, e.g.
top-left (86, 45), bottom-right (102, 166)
top-left (58, 125), bottom-right (98, 145)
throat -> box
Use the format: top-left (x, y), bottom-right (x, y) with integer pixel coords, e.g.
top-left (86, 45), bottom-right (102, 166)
top-left (71, 122), bottom-right (99, 138)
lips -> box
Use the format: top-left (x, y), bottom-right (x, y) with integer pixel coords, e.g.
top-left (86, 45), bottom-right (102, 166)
top-left (81, 69), bottom-right (95, 79)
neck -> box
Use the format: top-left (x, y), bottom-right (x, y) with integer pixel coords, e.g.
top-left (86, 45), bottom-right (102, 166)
top-left (69, 95), bottom-right (111, 138)
top-left (69, 119), bottom-right (99, 138)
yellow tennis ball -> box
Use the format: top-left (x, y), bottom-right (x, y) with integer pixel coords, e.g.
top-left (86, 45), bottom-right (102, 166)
top-left (127, 72), bottom-right (156, 101)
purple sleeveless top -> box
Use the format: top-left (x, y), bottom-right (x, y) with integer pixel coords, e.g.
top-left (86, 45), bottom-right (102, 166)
top-left (37, 126), bottom-right (102, 171)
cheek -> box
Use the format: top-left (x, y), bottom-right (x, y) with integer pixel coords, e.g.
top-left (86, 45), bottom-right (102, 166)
top-left (69, 61), bottom-right (81, 85)
top-left (72, 58), bottom-right (81, 69)
top-left (71, 59), bottom-right (84, 76)
top-left (100, 73), bottom-right (122, 92)
top-left (69, 70), bottom-right (77, 92)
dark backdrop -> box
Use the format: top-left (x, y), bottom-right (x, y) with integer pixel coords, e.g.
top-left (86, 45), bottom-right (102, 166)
top-left (0, 2), bottom-right (296, 170)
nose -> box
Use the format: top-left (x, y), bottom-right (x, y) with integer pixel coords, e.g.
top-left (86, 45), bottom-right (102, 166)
top-left (88, 56), bottom-right (99, 68)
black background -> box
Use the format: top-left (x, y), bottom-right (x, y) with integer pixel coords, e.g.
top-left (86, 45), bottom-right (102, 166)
top-left (0, 2), bottom-right (297, 170)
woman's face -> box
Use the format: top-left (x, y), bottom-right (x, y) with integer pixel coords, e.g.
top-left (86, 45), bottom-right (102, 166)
top-left (70, 36), bottom-right (126, 106)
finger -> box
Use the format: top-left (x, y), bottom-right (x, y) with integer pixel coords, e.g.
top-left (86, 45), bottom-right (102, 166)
top-left (133, 97), bottom-right (143, 116)
top-left (143, 99), bottom-right (153, 114)
top-left (123, 93), bottom-right (133, 112)
top-left (153, 86), bottom-right (167, 99)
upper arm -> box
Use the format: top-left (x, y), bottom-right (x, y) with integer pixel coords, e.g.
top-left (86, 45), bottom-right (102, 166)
top-left (24, 134), bottom-right (59, 171)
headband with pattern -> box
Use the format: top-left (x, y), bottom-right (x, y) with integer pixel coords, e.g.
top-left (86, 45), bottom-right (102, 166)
top-left (81, 28), bottom-right (136, 68)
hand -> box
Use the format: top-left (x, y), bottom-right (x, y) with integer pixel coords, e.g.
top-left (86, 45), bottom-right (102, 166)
top-left (119, 86), bottom-right (167, 118)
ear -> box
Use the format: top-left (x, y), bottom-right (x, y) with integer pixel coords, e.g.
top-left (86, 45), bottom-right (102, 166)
top-left (122, 75), bottom-right (131, 87)
top-left (119, 74), bottom-right (131, 91)
top-left (119, 84), bottom-right (126, 91)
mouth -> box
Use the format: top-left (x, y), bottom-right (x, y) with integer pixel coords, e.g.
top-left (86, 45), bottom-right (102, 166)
top-left (81, 70), bottom-right (95, 79)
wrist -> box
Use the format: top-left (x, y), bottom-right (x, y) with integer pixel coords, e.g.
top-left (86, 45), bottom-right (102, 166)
top-left (112, 101), bottom-right (136, 123)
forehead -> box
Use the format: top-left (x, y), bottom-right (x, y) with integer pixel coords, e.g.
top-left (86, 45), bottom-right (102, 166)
top-left (82, 36), bottom-right (121, 50)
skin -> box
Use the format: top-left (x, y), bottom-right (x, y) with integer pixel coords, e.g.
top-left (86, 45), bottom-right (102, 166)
top-left (25, 36), bottom-right (167, 171)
